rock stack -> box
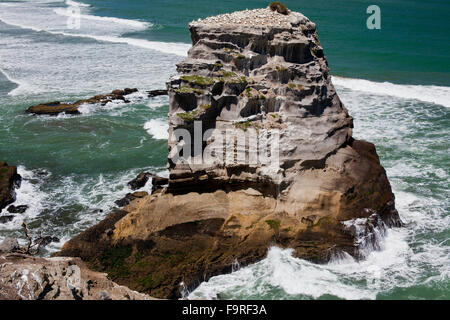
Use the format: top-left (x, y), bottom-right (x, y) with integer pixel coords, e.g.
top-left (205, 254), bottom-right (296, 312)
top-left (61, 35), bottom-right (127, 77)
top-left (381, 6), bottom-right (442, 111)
top-left (57, 7), bottom-right (402, 299)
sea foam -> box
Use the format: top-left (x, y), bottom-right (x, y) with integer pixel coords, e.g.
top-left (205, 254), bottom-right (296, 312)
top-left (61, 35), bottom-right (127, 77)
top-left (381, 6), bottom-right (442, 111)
top-left (332, 76), bottom-right (450, 108)
top-left (144, 119), bottom-right (169, 140)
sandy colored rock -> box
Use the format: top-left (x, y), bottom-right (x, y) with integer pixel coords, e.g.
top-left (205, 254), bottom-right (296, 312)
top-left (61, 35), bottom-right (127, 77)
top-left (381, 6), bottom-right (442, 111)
top-left (0, 253), bottom-right (154, 300)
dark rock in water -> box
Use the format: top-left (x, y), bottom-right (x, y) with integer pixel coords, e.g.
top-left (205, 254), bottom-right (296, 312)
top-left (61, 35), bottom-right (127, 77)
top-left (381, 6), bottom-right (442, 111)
top-left (26, 101), bottom-right (80, 115)
top-left (115, 197), bottom-right (131, 207)
top-left (0, 215), bottom-right (14, 224)
top-left (128, 172), bottom-right (152, 190)
top-left (147, 89), bottom-right (168, 97)
top-left (26, 88), bottom-right (139, 116)
top-left (112, 88), bottom-right (138, 96)
top-left (36, 169), bottom-right (50, 177)
top-left (0, 161), bottom-right (22, 211)
top-left (7, 205), bottom-right (29, 214)
top-left (151, 175), bottom-right (169, 193)
top-left (115, 191), bottom-right (149, 207)
top-left (92, 209), bottom-right (104, 213)
top-left (0, 237), bottom-right (20, 253)
top-left (35, 236), bottom-right (60, 248)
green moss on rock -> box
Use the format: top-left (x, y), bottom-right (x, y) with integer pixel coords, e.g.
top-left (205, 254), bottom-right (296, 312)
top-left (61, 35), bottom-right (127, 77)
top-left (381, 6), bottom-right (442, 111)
top-left (175, 86), bottom-right (204, 95)
top-left (265, 219), bottom-right (281, 230)
top-left (180, 75), bottom-right (215, 87)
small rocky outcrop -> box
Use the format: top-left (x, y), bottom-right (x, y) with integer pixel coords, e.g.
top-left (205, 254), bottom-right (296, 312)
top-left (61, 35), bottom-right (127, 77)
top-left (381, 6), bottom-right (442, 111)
top-left (0, 161), bottom-right (21, 212)
top-left (147, 89), bottom-right (168, 97)
top-left (128, 172), bottom-right (152, 190)
top-left (57, 7), bottom-right (402, 299)
top-left (7, 205), bottom-right (28, 214)
top-left (26, 88), bottom-right (138, 115)
top-left (0, 216), bottom-right (14, 224)
top-left (0, 253), bottom-right (154, 300)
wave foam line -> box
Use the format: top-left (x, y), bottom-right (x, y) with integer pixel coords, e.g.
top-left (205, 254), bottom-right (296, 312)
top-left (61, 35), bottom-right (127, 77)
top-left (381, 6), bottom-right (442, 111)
top-left (0, 67), bottom-right (20, 87)
top-left (144, 119), bottom-right (169, 140)
top-left (54, 8), bottom-right (150, 29)
top-left (65, 0), bottom-right (90, 7)
top-left (0, 17), bottom-right (190, 57)
top-left (332, 76), bottom-right (450, 108)
top-left (0, 67), bottom-right (37, 96)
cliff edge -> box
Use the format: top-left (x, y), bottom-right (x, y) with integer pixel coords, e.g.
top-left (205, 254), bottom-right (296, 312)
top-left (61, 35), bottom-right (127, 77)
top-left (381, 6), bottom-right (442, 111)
top-left (57, 7), bottom-right (402, 299)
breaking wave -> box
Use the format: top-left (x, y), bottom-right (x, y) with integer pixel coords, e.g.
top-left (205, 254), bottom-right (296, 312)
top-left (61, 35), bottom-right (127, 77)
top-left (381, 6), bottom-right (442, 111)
top-left (332, 76), bottom-right (450, 108)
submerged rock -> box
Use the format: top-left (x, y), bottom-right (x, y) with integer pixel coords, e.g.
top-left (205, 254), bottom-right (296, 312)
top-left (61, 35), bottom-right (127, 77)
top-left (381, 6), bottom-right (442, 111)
top-left (35, 235), bottom-right (60, 248)
top-left (57, 7), bottom-right (402, 299)
top-left (0, 215), bottom-right (14, 224)
top-left (25, 88), bottom-right (139, 116)
top-left (7, 205), bottom-right (28, 214)
top-left (0, 161), bottom-right (21, 212)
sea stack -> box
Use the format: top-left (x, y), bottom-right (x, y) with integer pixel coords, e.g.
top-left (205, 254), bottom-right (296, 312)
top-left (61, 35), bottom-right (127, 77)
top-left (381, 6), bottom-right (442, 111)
top-left (57, 7), bottom-right (402, 299)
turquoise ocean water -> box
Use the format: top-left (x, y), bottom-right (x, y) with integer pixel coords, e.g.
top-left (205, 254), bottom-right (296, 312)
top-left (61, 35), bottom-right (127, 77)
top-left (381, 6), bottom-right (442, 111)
top-left (0, 0), bottom-right (448, 299)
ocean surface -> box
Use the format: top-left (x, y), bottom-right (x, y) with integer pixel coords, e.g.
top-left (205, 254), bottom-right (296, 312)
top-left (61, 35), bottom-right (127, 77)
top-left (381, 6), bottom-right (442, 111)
top-left (0, 0), bottom-right (448, 300)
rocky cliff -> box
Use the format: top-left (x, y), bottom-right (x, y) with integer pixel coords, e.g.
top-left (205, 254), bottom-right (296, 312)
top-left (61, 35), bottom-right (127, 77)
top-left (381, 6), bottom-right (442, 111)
top-left (57, 7), bottom-right (402, 299)
top-left (0, 161), bottom-right (21, 213)
top-left (0, 251), bottom-right (154, 300)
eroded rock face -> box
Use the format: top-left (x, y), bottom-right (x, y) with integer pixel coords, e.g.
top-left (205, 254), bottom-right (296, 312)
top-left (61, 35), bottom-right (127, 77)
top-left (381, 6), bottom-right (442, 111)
top-left (0, 161), bottom-right (21, 212)
top-left (0, 253), bottom-right (154, 300)
top-left (57, 8), bottom-right (402, 299)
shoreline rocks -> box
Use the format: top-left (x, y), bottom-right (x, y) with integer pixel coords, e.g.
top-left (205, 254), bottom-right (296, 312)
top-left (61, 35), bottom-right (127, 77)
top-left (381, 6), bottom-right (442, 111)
top-left (115, 191), bottom-right (148, 208)
top-left (56, 7), bottom-right (402, 299)
top-left (26, 88), bottom-right (139, 116)
top-left (0, 161), bottom-right (21, 212)
top-left (128, 172), bottom-right (152, 190)
top-left (0, 253), bottom-right (155, 300)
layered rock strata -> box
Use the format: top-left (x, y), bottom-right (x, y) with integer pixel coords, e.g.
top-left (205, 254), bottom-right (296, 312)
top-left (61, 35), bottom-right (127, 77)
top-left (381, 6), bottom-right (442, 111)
top-left (57, 8), bottom-right (402, 299)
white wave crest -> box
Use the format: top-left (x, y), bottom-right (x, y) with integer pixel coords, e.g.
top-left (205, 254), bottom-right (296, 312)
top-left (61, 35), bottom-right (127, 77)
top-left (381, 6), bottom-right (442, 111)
top-left (0, 1), bottom-right (190, 57)
top-left (65, 0), bottom-right (90, 7)
top-left (53, 8), bottom-right (150, 30)
top-left (144, 119), bottom-right (169, 140)
top-left (332, 76), bottom-right (450, 108)
top-left (189, 188), bottom-right (450, 300)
